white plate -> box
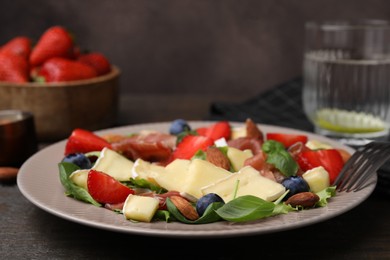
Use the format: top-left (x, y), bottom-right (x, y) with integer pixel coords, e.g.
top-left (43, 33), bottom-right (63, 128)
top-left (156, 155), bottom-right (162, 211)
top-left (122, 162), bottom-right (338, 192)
top-left (17, 121), bottom-right (376, 238)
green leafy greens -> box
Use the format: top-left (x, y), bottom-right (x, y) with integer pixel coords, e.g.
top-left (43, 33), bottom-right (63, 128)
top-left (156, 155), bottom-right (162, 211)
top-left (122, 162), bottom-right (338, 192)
top-left (215, 195), bottom-right (275, 222)
top-left (262, 140), bottom-right (298, 177)
top-left (58, 162), bottom-right (101, 206)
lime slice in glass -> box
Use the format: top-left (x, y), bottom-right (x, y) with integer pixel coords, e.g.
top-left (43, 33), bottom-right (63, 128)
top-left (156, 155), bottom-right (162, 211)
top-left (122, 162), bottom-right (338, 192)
top-left (315, 108), bottom-right (386, 134)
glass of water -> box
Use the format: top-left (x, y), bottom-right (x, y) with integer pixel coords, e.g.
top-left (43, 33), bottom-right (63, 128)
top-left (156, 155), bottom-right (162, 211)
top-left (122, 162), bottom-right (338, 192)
top-left (303, 19), bottom-right (390, 146)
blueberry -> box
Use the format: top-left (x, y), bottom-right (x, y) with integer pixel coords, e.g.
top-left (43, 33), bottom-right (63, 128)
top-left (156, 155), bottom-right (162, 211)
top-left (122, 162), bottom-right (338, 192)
top-left (169, 119), bottom-right (191, 135)
top-left (196, 193), bottom-right (225, 216)
top-left (62, 153), bottom-right (92, 169)
top-left (281, 176), bottom-right (310, 199)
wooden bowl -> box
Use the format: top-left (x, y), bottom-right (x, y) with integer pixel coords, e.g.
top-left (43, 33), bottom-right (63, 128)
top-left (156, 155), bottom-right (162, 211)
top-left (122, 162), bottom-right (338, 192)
top-left (0, 66), bottom-right (120, 142)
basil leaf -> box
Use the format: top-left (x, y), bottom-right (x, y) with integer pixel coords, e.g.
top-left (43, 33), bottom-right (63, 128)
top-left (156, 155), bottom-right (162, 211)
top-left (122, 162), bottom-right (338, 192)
top-left (176, 130), bottom-right (198, 144)
top-left (262, 140), bottom-right (298, 177)
top-left (196, 202), bottom-right (224, 223)
top-left (123, 178), bottom-right (166, 194)
top-left (166, 198), bottom-right (223, 224)
top-left (262, 139), bottom-right (285, 153)
top-left (192, 150), bottom-right (206, 160)
top-left (192, 146), bottom-right (228, 161)
top-left (58, 162), bottom-right (101, 207)
top-left (215, 195), bottom-right (275, 222)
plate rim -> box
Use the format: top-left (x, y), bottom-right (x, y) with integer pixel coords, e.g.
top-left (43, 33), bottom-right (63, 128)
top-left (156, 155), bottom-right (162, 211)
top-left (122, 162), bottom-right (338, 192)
top-left (17, 121), bottom-right (377, 238)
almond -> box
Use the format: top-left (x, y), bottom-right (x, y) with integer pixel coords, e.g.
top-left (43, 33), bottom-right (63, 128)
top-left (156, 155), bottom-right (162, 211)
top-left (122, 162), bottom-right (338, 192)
top-left (285, 192), bottom-right (320, 208)
top-left (170, 195), bottom-right (199, 221)
top-left (0, 167), bottom-right (19, 183)
top-left (206, 147), bottom-right (230, 170)
top-left (245, 118), bottom-right (263, 141)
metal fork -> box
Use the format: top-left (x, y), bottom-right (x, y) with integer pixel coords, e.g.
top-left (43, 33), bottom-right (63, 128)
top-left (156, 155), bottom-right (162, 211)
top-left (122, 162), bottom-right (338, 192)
top-left (333, 141), bottom-right (390, 192)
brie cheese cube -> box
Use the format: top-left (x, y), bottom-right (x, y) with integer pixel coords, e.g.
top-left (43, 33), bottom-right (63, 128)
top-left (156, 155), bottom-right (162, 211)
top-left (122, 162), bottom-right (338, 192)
top-left (305, 140), bottom-right (333, 150)
top-left (69, 169), bottom-right (89, 190)
top-left (214, 137), bottom-right (228, 147)
top-left (154, 159), bottom-right (231, 198)
top-left (154, 159), bottom-right (191, 192)
top-left (302, 166), bottom-right (330, 193)
top-left (92, 147), bottom-right (134, 181)
top-left (183, 159), bottom-right (232, 198)
top-left (123, 194), bottom-right (160, 222)
top-left (132, 158), bottom-right (165, 185)
top-left (201, 166), bottom-right (285, 202)
top-left (227, 147), bottom-right (253, 172)
top-left (231, 126), bottom-right (247, 139)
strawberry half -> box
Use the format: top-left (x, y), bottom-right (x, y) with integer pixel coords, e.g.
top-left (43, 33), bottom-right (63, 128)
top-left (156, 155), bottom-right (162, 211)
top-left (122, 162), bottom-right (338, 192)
top-left (64, 128), bottom-right (112, 155)
top-left (296, 149), bottom-right (344, 184)
top-left (87, 169), bottom-right (134, 204)
top-left (196, 121), bottom-right (231, 141)
top-left (266, 133), bottom-right (308, 148)
top-left (172, 135), bottom-right (214, 160)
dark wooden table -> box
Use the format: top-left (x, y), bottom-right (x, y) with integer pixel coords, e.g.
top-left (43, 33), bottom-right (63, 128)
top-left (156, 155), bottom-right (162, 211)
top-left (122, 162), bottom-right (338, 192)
top-left (1, 94), bottom-right (390, 259)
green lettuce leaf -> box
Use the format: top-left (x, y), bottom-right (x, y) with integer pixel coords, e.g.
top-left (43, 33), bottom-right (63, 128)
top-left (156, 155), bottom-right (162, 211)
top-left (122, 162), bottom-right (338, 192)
top-left (315, 186), bottom-right (337, 207)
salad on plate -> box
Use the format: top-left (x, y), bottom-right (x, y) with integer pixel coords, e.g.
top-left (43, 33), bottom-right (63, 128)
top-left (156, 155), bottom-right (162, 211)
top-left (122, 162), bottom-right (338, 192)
top-left (58, 118), bottom-right (350, 224)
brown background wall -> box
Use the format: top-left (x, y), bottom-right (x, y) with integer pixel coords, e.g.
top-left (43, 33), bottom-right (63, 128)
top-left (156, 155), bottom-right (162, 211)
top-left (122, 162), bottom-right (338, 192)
top-left (2, 0), bottom-right (390, 101)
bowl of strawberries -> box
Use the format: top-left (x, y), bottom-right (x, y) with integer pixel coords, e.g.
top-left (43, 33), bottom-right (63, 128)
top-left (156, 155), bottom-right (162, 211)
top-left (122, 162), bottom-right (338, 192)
top-left (0, 26), bottom-right (120, 142)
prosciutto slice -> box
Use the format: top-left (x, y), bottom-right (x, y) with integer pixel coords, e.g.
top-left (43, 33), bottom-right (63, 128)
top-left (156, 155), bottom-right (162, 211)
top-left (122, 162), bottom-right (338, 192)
top-left (111, 131), bottom-right (177, 163)
top-left (227, 137), bottom-right (263, 155)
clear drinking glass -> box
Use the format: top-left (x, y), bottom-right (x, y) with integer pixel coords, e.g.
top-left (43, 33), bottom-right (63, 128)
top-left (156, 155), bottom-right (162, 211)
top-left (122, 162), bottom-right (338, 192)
top-left (303, 19), bottom-right (390, 147)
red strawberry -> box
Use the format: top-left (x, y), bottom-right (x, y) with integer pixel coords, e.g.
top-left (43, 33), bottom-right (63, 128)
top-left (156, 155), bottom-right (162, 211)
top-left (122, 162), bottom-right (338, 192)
top-left (0, 52), bottom-right (30, 83)
top-left (29, 26), bottom-right (74, 67)
top-left (87, 169), bottom-right (135, 204)
top-left (65, 128), bottom-right (112, 155)
top-left (69, 45), bottom-right (82, 59)
top-left (195, 127), bottom-right (208, 136)
top-left (196, 121), bottom-right (231, 141)
top-left (296, 149), bottom-right (345, 184)
top-left (172, 135), bottom-right (214, 160)
top-left (266, 133), bottom-right (308, 148)
top-left (0, 36), bottom-right (32, 59)
top-left (77, 52), bottom-right (111, 76)
top-left (38, 57), bottom-right (97, 82)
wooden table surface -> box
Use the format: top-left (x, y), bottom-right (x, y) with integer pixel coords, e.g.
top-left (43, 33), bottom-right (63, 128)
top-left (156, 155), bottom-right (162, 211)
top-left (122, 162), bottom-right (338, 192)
top-left (1, 94), bottom-right (390, 259)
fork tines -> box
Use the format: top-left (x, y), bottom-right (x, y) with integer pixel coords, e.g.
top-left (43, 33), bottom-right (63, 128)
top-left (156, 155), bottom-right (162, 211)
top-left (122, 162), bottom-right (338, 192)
top-left (333, 141), bottom-right (390, 192)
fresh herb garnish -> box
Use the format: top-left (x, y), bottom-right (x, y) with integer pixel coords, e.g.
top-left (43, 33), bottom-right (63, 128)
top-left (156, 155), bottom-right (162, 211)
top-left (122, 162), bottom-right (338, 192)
top-left (58, 162), bottom-right (101, 206)
top-left (262, 140), bottom-right (298, 177)
top-left (215, 195), bottom-right (275, 222)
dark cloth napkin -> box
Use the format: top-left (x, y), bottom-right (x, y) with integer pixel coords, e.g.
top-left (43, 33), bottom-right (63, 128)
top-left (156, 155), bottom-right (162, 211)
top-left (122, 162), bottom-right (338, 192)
top-left (209, 77), bottom-right (313, 132)
top-left (207, 77), bottom-right (389, 196)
